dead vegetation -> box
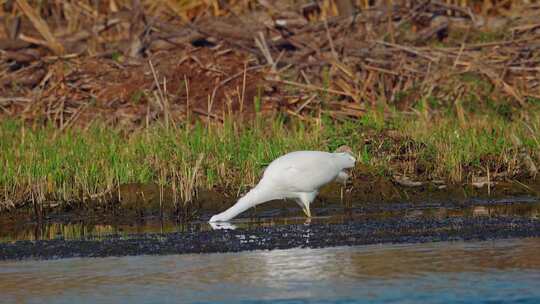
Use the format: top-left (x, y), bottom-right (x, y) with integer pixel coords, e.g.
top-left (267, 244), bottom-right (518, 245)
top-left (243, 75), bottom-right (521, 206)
top-left (0, 0), bottom-right (539, 128)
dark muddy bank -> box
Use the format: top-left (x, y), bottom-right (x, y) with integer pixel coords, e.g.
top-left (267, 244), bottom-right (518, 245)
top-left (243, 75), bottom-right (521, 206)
top-left (2, 181), bottom-right (539, 261)
top-left (1, 216), bottom-right (540, 261)
top-left (1, 197), bottom-right (539, 261)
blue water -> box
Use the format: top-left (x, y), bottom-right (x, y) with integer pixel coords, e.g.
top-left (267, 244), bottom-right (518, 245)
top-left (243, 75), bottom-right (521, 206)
top-left (1, 238), bottom-right (540, 303)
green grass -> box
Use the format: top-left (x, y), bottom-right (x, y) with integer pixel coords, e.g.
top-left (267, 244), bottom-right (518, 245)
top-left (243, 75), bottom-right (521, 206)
top-left (1, 107), bottom-right (539, 211)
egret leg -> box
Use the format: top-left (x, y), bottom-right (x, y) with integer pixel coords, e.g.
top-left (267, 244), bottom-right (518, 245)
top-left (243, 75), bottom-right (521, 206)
top-left (295, 198), bottom-right (311, 218)
top-left (297, 192), bottom-right (317, 218)
top-left (303, 204), bottom-right (311, 218)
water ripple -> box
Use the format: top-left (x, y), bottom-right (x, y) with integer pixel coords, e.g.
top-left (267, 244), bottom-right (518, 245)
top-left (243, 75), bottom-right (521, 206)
top-left (1, 238), bottom-right (539, 303)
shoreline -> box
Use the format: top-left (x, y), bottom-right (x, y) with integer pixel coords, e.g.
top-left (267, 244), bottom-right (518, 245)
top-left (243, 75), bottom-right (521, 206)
top-left (1, 177), bottom-right (539, 222)
top-left (1, 194), bottom-right (539, 260)
top-left (1, 215), bottom-right (539, 261)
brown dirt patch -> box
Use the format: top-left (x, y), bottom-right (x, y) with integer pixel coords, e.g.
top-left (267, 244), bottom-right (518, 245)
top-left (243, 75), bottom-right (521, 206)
top-left (1, 46), bottom-right (270, 129)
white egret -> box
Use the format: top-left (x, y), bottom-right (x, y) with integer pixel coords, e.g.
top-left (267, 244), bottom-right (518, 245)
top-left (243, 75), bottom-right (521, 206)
top-left (209, 146), bottom-right (356, 222)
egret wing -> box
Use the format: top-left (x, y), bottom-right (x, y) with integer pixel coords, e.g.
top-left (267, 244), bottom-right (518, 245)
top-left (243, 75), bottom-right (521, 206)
top-left (261, 151), bottom-right (339, 192)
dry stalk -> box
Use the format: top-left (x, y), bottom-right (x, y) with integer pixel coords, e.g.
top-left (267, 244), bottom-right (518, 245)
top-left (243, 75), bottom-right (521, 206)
top-left (179, 153), bottom-right (205, 206)
top-left (16, 0), bottom-right (64, 55)
top-left (270, 78), bottom-right (354, 98)
top-left (184, 74), bottom-right (190, 121)
top-left (486, 164), bottom-right (491, 196)
top-left (295, 94), bottom-right (318, 114)
top-left (323, 17), bottom-right (338, 59)
top-left (210, 65), bottom-right (263, 110)
top-left (254, 32), bottom-right (276, 71)
top-left (149, 59), bottom-right (171, 128)
top-left (241, 61), bottom-right (247, 111)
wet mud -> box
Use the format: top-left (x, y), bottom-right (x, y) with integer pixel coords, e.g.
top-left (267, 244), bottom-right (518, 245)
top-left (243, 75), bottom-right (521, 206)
top-left (1, 198), bottom-right (539, 261)
top-left (1, 216), bottom-right (539, 261)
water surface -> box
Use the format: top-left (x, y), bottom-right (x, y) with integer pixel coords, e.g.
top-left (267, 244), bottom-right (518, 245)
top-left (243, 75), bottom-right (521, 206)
top-left (1, 238), bottom-right (539, 303)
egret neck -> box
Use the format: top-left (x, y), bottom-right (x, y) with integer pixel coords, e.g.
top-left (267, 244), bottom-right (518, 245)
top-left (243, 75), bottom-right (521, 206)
top-left (209, 186), bottom-right (282, 222)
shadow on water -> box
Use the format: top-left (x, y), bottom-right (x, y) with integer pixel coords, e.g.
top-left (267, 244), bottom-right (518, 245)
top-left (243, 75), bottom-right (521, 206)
top-left (1, 198), bottom-right (539, 242)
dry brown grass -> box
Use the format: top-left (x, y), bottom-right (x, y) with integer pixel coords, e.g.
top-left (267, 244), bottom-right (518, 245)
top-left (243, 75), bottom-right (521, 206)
top-left (1, 0), bottom-right (539, 127)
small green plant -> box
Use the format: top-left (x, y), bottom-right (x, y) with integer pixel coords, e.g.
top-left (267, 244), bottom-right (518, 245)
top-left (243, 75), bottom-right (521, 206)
top-left (111, 51), bottom-right (122, 62)
top-left (131, 91), bottom-right (144, 104)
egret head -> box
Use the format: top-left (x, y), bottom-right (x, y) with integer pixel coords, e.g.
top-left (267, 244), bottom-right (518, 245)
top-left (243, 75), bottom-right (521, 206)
top-left (334, 145), bottom-right (356, 169)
